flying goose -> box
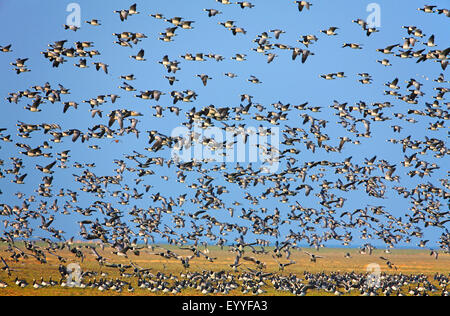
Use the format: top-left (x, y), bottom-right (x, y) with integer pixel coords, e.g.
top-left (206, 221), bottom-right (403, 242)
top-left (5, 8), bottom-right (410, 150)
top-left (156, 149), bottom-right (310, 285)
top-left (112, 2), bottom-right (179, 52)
top-left (342, 43), bottom-right (363, 49)
top-left (418, 5), bottom-right (436, 13)
top-left (203, 9), bottom-right (222, 17)
top-left (219, 20), bottom-right (235, 29)
top-left (295, 1), bottom-right (312, 12)
top-left (270, 29), bottom-right (286, 39)
top-left (320, 73), bottom-right (336, 80)
top-left (128, 3), bottom-right (139, 15)
top-left (85, 19), bottom-right (101, 26)
top-left (92, 62), bottom-right (108, 74)
top-left (304, 252), bottom-right (323, 262)
top-left (150, 13), bottom-right (164, 19)
top-left (0, 44), bottom-right (12, 52)
top-left (196, 74), bottom-right (212, 86)
top-left (74, 58), bottom-right (88, 68)
top-left (11, 58), bottom-right (28, 67)
top-left (424, 35), bottom-right (436, 47)
top-left (236, 1), bottom-right (255, 9)
top-left (63, 24), bottom-right (79, 31)
top-left (377, 59), bottom-right (392, 66)
top-left (130, 49), bottom-right (146, 61)
top-left (321, 27), bottom-right (338, 36)
top-left (436, 8), bottom-right (450, 17)
top-left (231, 53), bottom-right (247, 61)
top-left (243, 256), bottom-right (266, 269)
top-left (164, 76), bottom-right (179, 85)
top-left (248, 75), bottom-right (262, 84)
top-left (380, 257), bottom-right (397, 270)
top-left (265, 53), bottom-right (277, 63)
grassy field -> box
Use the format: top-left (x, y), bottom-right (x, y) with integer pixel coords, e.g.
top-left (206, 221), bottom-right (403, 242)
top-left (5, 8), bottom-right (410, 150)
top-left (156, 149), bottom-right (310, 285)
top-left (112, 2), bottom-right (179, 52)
top-left (0, 243), bottom-right (449, 296)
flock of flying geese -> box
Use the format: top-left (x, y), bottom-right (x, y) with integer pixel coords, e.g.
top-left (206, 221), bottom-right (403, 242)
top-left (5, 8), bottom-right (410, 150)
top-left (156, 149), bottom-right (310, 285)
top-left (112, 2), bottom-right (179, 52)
top-left (0, 1), bottom-right (449, 295)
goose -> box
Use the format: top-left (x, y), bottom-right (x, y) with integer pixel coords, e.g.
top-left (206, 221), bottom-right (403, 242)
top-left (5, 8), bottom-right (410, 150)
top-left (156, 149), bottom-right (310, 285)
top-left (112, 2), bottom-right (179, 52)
top-left (291, 47), bottom-right (302, 60)
top-left (92, 62), bottom-right (108, 74)
top-left (119, 82), bottom-right (136, 91)
top-left (304, 252), bottom-right (323, 262)
top-left (231, 27), bottom-right (247, 35)
top-left (436, 8), bottom-right (450, 17)
top-left (366, 27), bottom-right (379, 36)
top-left (85, 19), bottom-right (101, 26)
top-left (418, 5), bottom-right (436, 13)
top-left (207, 53), bottom-right (224, 61)
top-left (165, 16), bottom-right (184, 26)
top-left (295, 1), bottom-right (312, 12)
top-left (424, 35), bottom-right (436, 47)
top-left (265, 53), bottom-right (277, 63)
top-left (0, 257), bottom-right (12, 276)
top-left (401, 37), bottom-right (417, 49)
top-left (219, 20), bottom-right (235, 29)
top-left (385, 78), bottom-right (400, 89)
top-left (430, 250), bottom-right (439, 260)
top-left (150, 13), bottom-right (164, 19)
top-left (342, 43), bottom-right (363, 49)
top-left (130, 49), bottom-right (146, 61)
top-left (114, 9), bottom-right (129, 21)
top-left (36, 161), bottom-right (57, 174)
top-left (180, 53), bottom-right (194, 61)
top-left (180, 21), bottom-right (194, 29)
top-left (248, 75), bottom-right (262, 84)
top-left (434, 73), bottom-right (447, 83)
top-left (74, 58), bottom-right (88, 68)
top-left (380, 257), bottom-right (397, 269)
top-left (270, 29), bottom-right (286, 39)
top-left (164, 76), bottom-right (179, 85)
top-left (231, 53), bottom-right (247, 61)
top-left (12, 173), bottom-right (27, 184)
top-left (11, 58), bottom-right (28, 67)
top-left (376, 44), bottom-right (398, 54)
top-left (236, 1), bottom-right (255, 9)
top-left (203, 9), bottom-right (222, 17)
top-left (321, 27), bottom-right (338, 36)
top-left (33, 279), bottom-right (43, 289)
top-left (15, 277), bottom-right (28, 288)
top-left (196, 74), bottom-right (212, 86)
top-left (300, 34), bottom-right (318, 46)
top-left (162, 27), bottom-right (178, 37)
top-left (320, 73), bottom-right (336, 80)
top-left (243, 256), bottom-right (266, 269)
top-left (120, 74), bottom-right (135, 81)
top-left (63, 24), bottom-right (79, 31)
top-left (377, 59), bottom-right (392, 66)
top-left (128, 3), bottom-right (139, 15)
top-left (160, 35), bottom-right (175, 42)
top-left (359, 78), bottom-right (373, 85)
top-left (0, 44), bottom-right (12, 52)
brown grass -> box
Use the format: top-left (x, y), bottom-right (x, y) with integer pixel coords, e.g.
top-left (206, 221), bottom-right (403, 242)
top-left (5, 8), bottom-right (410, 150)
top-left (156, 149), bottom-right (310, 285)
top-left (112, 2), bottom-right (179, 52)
top-left (0, 243), bottom-right (449, 296)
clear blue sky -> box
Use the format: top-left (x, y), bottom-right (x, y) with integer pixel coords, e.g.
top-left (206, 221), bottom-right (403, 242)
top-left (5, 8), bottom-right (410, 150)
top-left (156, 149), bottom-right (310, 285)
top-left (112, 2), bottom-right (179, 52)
top-left (0, 0), bottom-right (448, 249)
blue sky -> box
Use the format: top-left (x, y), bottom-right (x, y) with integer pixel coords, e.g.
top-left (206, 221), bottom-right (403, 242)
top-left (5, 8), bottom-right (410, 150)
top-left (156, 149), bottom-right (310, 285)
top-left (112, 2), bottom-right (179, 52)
top-left (0, 0), bottom-right (448, 249)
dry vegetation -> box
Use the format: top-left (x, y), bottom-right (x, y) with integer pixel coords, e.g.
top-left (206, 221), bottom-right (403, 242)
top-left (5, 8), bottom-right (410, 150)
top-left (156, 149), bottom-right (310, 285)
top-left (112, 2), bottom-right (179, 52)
top-left (0, 243), bottom-right (449, 296)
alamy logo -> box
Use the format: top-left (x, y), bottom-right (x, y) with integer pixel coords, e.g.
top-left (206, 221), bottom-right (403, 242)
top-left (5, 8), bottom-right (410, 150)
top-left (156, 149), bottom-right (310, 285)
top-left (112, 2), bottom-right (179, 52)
top-left (66, 3), bottom-right (81, 28)
top-left (366, 3), bottom-right (381, 28)
top-left (366, 263), bottom-right (381, 288)
top-left (66, 263), bottom-right (82, 287)
top-left (171, 126), bottom-right (280, 173)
